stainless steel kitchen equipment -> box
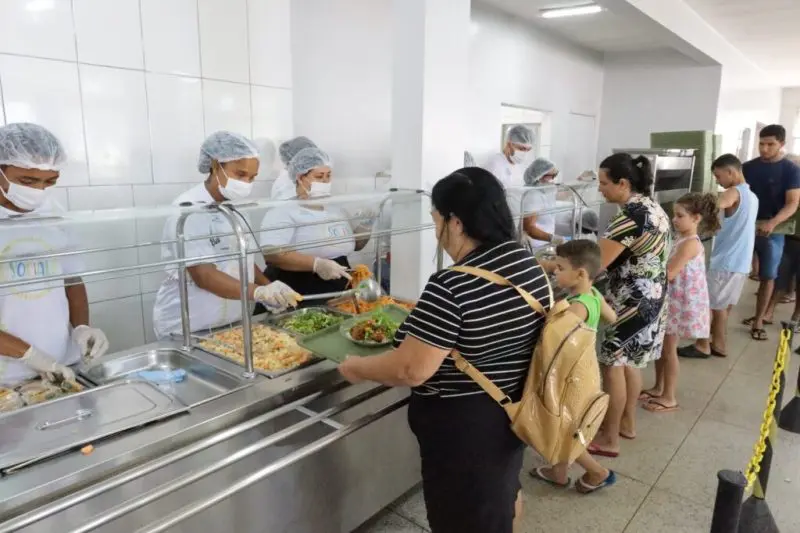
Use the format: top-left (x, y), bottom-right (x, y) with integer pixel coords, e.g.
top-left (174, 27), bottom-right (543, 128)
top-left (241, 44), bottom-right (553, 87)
top-left (0, 189), bottom-right (611, 532)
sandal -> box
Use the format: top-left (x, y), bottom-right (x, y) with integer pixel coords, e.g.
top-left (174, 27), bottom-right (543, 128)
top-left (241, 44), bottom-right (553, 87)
top-left (529, 467), bottom-right (571, 488)
top-left (638, 390), bottom-right (658, 401)
top-left (619, 431), bottom-right (636, 440)
top-left (751, 328), bottom-right (768, 341)
top-left (642, 399), bottom-right (680, 413)
top-left (677, 345), bottom-right (711, 359)
top-left (780, 294), bottom-right (796, 304)
top-left (742, 316), bottom-right (773, 327)
top-left (587, 443), bottom-right (619, 458)
top-left (575, 471), bottom-right (617, 494)
top-left (709, 345), bottom-right (728, 358)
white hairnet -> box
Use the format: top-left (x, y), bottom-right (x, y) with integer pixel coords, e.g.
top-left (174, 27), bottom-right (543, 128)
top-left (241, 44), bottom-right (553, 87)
top-left (463, 151), bottom-right (476, 167)
top-left (506, 125), bottom-right (534, 148)
top-left (0, 123), bottom-right (66, 171)
top-left (279, 136), bottom-right (316, 166)
top-left (581, 210), bottom-right (599, 232)
top-left (288, 147), bottom-right (332, 182)
top-left (198, 131), bottom-right (259, 173)
top-left (523, 158), bottom-right (557, 186)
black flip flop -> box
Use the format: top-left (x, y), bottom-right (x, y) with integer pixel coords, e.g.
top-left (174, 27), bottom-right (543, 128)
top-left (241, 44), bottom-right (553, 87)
top-left (677, 345), bottom-right (711, 359)
top-left (709, 346), bottom-right (727, 358)
top-left (751, 328), bottom-right (768, 341)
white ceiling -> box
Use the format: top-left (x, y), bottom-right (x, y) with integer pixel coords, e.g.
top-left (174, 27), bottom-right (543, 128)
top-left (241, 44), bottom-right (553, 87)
top-left (479, 0), bottom-right (675, 53)
top-left (683, 0), bottom-right (800, 86)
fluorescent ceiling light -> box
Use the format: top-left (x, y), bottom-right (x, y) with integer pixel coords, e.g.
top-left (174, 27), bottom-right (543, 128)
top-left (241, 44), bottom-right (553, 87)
top-left (540, 4), bottom-right (603, 19)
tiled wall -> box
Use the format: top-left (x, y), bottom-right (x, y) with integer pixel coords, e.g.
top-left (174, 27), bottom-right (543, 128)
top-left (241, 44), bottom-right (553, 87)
top-left (0, 0), bottom-right (293, 351)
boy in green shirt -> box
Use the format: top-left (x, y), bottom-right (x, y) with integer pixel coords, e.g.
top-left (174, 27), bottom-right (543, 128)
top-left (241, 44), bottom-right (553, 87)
top-left (533, 239), bottom-right (617, 493)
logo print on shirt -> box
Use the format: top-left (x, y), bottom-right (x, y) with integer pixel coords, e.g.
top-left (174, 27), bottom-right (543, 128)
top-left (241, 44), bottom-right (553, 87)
top-left (1, 237), bottom-right (63, 300)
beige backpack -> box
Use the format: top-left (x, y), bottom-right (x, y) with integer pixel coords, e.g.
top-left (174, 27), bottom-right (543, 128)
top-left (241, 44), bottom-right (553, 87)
top-left (450, 265), bottom-right (609, 465)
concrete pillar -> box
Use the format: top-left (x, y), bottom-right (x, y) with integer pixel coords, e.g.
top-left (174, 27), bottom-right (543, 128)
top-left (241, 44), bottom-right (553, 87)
top-left (389, 0), bottom-right (471, 299)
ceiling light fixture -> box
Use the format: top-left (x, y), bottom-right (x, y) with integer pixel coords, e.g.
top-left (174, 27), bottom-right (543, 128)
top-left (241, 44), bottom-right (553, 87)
top-left (540, 4), bottom-right (603, 19)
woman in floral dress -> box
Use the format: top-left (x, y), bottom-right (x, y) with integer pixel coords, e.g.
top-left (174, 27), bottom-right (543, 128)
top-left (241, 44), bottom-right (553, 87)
top-left (587, 153), bottom-right (671, 458)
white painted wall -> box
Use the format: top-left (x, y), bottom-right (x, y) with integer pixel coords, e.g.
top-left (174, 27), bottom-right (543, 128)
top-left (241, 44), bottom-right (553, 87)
top-left (716, 87), bottom-right (782, 156)
top-left (290, 1), bottom-right (605, 187)
top-left (0, 0), bottom-right (293, 351)
top-left (597, 51), bottom-right (722, 160)
top-left (780, 87), bottom-right (800, 154)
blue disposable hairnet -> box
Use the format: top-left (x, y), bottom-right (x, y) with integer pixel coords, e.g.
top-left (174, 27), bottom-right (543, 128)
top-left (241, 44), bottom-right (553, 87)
top-left (506, 125), bottom-right (534, 148)
top-left (523, 158), bottom-right (557, 186)
top-left (463, 151), bottom-right (476, 167)
top-left (278, 136), bottom-right (316, 166)
top-left (288, 147), bottom-right (332, 182)
top-left (198, 131), bottom-right (259, 173)
top-left (0, 123), bottom-right (66, 171)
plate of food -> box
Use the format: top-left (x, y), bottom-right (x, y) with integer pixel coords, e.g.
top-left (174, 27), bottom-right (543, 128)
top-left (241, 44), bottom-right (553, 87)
top-left (341, 311), bottom-right (400, 346)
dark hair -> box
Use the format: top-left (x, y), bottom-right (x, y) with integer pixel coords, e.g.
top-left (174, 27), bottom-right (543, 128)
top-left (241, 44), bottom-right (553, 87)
top-left (599, 153), bottom-right (653, 195)
top-left (431, 167), bottom-right (516, 245)
top-left (711, 153), bottom-right (742, 171)
top-left (759, 124), bottom-right (786, 143)
top-left (676, 192), bottom-right (721, 234)
top-left (556, 239), bottom-right (602, 279)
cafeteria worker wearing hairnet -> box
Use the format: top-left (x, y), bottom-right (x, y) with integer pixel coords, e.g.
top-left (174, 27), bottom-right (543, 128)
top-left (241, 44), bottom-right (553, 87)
top-left (512, 158), bottom-right (563, 248)
top-left (0, 123), bottom-right (108, 386)
top-left (261, 147), bottom-right (374, 298)
top-left (152, 131), bottom-right (299, 339)
top-left (485, 125), bottom-right (535, 187)
top-left (270, 136), bottom-right (317, 201)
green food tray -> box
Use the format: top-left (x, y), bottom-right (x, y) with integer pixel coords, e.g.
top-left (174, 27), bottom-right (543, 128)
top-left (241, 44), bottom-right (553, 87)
top-left (298, 305), bottom-right (410, 363)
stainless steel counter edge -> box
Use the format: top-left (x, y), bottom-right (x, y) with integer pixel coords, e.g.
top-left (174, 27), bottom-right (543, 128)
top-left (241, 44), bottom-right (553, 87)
top-left (0, 339), bottom-right (358, 518)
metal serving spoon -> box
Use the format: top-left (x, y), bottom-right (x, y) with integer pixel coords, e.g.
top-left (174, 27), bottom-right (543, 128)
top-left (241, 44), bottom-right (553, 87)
top-left (298, 278), bottom-right (382, 304)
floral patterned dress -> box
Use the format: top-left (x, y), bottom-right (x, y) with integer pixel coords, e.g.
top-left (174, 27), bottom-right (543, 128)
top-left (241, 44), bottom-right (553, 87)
top-left (601, 194), bottom-right (670, 368)
top-left (666, 235), bottom-right (710, 339)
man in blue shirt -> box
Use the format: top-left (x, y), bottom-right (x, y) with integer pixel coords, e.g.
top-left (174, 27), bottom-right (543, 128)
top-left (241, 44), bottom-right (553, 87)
top-left (742, 124), bottom-right (800, 341)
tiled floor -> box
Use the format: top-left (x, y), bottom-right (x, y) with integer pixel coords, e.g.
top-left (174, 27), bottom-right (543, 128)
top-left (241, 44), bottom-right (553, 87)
top-left (355, 283), bottom-right (800, 532)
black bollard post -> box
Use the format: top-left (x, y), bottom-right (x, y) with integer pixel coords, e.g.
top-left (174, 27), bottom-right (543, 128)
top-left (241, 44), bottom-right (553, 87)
top-left (779, 321), bottom-right (800, 433)
top-left (710, 470), bottom-right (746, 533)
top-left (738, 324), bottom-right (791, 533)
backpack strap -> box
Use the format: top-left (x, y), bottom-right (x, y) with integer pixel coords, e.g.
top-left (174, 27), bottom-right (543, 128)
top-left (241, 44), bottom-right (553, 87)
top-left (448, 264), bottom-right (554, 407)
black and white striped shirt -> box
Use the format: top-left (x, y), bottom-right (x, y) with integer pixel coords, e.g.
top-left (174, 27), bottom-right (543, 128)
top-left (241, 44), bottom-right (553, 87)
top-left (394, 241), bottom-right (550, 399)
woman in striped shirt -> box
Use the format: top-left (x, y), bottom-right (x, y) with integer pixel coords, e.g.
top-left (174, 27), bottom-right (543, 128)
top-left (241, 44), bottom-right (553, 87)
top-left (339, 167), bottom-right (550, 533)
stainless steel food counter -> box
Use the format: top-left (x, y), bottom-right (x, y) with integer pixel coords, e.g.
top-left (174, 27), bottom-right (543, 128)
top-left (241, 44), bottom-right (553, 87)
top-left (0, 341), bottom-right (418, 533)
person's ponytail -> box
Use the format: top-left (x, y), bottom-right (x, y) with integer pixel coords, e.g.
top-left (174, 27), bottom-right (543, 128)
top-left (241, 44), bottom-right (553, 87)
top-left (631, 155), bottom-right (653, 196)
top-left (599, 152), bottom-right (653, 196)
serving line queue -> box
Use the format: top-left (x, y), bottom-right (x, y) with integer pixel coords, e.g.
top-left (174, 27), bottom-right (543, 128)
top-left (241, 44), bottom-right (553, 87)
top-left (0, 121), bottom-right (607, 533)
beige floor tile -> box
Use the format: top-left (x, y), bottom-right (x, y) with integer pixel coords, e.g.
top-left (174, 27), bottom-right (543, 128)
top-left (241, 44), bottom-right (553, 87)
top-left (516, 466), bottom-right (650, 533)
top-left (391, 489), bottom-right (429, 531)
top-left (655, 419), bottom-right (754, 504)
top-left (755, 435), bottom-right (800, 531)
top-left (623, 488), bottom-right (712, 533)
top-left (355, 511), bottom-right (427, 533)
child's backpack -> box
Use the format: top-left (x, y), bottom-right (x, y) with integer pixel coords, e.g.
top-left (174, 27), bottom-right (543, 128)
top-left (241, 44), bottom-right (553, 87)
top-left (449, 265), bottom-right (609, 465)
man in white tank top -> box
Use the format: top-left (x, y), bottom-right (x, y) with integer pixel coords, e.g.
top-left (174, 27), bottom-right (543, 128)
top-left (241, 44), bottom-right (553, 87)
top-left (680, 154), bottom-right (758, 359)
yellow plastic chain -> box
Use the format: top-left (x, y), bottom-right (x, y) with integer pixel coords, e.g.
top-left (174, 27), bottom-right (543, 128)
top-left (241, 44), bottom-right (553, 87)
top-left (744, 328), bottom-right (791, 492)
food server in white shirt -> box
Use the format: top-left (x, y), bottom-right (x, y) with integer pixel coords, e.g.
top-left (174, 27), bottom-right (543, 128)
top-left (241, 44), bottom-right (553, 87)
top-left (152, 131), bottom-right (299, 339)
top-left (484, 125), bottom-right (534, 188)
top-left (270, 136), bottom-right (317, 201)
top-left (0, 123), bottom-right (108, 387)
top-left (260, 147), bottom-right (374, 300)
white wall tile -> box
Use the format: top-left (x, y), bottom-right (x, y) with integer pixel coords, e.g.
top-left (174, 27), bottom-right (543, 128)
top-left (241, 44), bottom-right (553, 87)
top-left (202, 79), bottom-right (251, 135)
top-left (251, 86), bottom-right (292, 145)
top-left (198, 0), bottom-right (249, 83)
top-left (146, 74), bottom-right (205, 183)
top-left (248, 0), bottom-right (291, 89)
top-left (67, 185), bottom-right (134, 211)
top-left (141, 0), bottom-right (201, 77)
top-left (91, 295), bottom-right (146, 352)
top-left (80, 65), bottom-right (153, 184)
top-left (73, 0), bottom-right (143, 69)
top-left (133, 183), bottom-right (195, 207)
top-left (0, 0), bottom-right (75, 61)
top-left (0, 55), bottom-right (89, 186)
top-left (48, 186), bottom-right (69, 209)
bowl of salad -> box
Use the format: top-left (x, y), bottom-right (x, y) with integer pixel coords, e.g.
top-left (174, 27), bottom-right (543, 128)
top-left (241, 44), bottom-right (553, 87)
top-left (341, 311), bottom-right (400, 346)
top-left (276, 308), bottom-right (346, 336)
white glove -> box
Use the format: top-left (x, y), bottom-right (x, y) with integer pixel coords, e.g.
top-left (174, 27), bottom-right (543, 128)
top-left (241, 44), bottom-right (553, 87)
top-left (72, 325), bottom-right (110, 363)
top-left (254, 281), bottom-right (301, 313)
top-left (313, 258), bottom-right (352, 281)
top-left (550, 235), bottom-right (566, 246)
top-left (21, 346), bottom-right (76, 382)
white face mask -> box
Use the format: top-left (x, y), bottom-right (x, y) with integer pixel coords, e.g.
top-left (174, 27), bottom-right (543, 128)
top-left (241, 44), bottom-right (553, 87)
top-left (305, 181), bottom-right (332, 198)
top-left (217, 167), bottom-right (253, 200)
top-left (0, 168), bottom-right (49, 211)
top-left (510, 150), bottom-right (527, 165)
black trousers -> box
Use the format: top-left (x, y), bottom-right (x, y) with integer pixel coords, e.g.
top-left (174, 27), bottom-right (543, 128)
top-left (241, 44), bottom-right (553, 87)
top-left (407, 393), bottom-right (524, 533)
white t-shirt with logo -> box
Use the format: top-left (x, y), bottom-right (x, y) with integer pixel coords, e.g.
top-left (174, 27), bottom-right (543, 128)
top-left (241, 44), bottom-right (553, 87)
top-left (270, 169), bottom-right (296, 200)
top-left (0, 197), bottom-right (82, 386)
top-left (152, 184), bottom-right (256, 339)
top-left (260, 204), bottom-right (356, 260)
top-left (506, 186), bottom-right (557, 248)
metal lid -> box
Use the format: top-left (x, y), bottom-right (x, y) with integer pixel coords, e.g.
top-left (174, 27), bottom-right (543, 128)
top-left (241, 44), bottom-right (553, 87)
top-left (0, 380), bottom-right (187, 472)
